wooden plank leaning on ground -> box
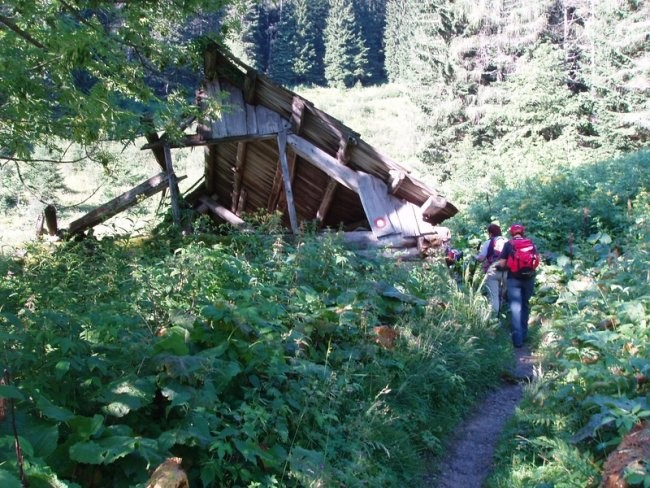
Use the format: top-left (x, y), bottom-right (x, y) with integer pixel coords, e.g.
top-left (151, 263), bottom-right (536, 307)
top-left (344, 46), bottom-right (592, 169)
top-left (68, 172), bottom-right (186, 235)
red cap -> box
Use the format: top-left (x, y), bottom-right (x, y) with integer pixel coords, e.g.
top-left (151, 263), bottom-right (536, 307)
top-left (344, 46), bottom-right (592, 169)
top-left (509, 224), bottom-right (525, 236)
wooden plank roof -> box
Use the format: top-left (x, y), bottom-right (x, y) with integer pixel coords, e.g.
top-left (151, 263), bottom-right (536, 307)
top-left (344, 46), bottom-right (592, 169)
top-left (144, 44), bottom-right (458, 239)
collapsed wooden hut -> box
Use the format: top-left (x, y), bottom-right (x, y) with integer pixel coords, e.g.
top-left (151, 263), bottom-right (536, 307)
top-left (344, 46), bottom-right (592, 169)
top-left (61, 44), bottom-right (458, 254)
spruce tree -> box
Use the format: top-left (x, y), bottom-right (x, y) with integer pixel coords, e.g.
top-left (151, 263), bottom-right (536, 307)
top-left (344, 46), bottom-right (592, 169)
top-left (225, 0), bottom-right (266, 70)
top-left (355, 0), bottom-right (387, 84)
top-left (405, 1), bottom-right (455, 104)
top-left (574, 0), bottom-right (650, 151)
top-left (310, 1), bottom-right (329, 83)
top-left (268, 1), bottom-right (298, 85)
top-left (293, 0), bottom-right (321, 85)
top-left (323, 0), bottom-right (369, 88)
top-left (384, 0), bottom-right (413, 82)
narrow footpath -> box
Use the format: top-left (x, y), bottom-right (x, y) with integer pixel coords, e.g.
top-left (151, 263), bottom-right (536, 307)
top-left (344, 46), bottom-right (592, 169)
top-left (424, 347), bottom-right (536, 488)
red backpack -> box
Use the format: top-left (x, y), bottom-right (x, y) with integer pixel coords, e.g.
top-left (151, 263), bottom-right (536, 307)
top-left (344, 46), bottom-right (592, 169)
top-left (506, 238), bottom-right (540, 278)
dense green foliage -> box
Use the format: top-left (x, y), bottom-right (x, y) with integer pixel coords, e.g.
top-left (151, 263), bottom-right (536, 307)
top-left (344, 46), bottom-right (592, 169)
top-left (0, 0), bottom-right (232, 160)
top-left (480, 150), bottom-right (650, 488)
top-left (2, 1), bottom-right (650, 486)
top-left (0, 216), bottom-right (511, 486)
top-left (323, 0), bottom-right (369, 88)
top-left (224, 0), bottom-right (384, 88)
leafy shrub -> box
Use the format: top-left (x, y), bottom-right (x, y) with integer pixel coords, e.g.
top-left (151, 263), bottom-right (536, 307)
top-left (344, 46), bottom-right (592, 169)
top-left (0, 225), bottom-right (512, 487)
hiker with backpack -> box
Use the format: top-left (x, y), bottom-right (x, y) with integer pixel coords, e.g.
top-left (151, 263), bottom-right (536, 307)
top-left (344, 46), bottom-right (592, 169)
top-left (496, 224), bottom-right (540, 348)
top-left (475, 224), bottom-right (507, 315)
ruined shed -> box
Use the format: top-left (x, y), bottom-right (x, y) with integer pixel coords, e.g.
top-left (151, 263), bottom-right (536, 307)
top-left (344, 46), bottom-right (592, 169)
top-left (67, 45), bottom-right (457, 250)
top-left (185, 46), bottom-right (456, 240)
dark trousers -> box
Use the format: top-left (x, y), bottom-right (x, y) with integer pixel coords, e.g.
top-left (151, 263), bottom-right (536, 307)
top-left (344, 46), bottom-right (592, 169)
top-left (506, 277), bottom-right (535, 347)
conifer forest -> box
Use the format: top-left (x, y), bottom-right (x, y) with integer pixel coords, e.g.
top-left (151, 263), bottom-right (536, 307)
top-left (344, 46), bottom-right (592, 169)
top-left (0, 1), bottom-right (649, 487)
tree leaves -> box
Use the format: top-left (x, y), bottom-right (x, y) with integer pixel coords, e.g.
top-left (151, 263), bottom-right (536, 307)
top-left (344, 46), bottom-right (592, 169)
top-left (1, 0), bottom-right (231, 159)
top-left (70, 436), bottom-right (136, 465)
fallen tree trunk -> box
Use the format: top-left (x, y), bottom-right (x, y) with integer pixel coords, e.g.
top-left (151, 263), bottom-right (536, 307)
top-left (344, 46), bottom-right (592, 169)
top-left (68, 172), bottom-right (185, 236)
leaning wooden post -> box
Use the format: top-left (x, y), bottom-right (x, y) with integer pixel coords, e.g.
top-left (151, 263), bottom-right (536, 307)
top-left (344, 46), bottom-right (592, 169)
top-left (277, 130), bottom-right (299, 234)
top-left (44, 204), bottom-right (58, 236)
top-left (162, 144), bottom-right (182, 229)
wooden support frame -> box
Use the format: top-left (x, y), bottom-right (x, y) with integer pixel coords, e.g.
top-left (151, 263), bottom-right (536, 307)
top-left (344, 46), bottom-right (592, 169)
top-left (265, 96), bottom-right (305, 214)
top-left (68, 172), bottom-right (184, 235)
top-left (199, 195), bottom-right (246, 227)
top-left (277, 130), bottom-right (299, 234)
top-left (145, 132), bottom-right (168, 170)
top-left (291, 96), bottom-right (307, 134)
top-left (267, 149), bottom-right (296, 212)
top-left (316, 181), bottom-right (337, 224)
top-left (163, 144), bottom-right (182, 228)
top-left (317, 134), bottom-right (352, 225)
top-left (231, 141), bottom-right (248, 213)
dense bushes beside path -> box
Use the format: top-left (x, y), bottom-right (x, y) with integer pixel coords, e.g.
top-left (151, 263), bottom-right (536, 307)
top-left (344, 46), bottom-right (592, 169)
top-left (0, 220), bottom-right (512, 487)
top-left (473, 150), bottom-right (650, 488)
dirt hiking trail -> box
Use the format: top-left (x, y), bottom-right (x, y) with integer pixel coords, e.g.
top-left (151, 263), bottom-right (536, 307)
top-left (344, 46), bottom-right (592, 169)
top-left (424, 346), bottom-right (536, 488)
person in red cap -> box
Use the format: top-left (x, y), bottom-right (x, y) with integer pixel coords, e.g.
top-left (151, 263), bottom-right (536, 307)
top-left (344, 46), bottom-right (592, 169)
top-left (496, 224), bottom-right (540, 347)
top-left (475, 223), bottom-right (507, 315)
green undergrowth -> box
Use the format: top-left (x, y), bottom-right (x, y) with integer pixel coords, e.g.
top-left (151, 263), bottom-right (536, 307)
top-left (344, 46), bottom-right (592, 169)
top-left (475, 150), bottom-right (650, 487)
top-left (0, 216), bottom-right (512, 487)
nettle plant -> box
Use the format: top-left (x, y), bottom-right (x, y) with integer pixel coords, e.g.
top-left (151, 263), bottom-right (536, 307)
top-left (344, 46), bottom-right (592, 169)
top-left (486, 195), bottom-right (650, 487)
top-left (0, 223), bottom-right (510, 487)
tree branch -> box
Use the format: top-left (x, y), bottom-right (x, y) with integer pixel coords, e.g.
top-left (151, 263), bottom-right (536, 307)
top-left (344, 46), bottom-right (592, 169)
top-left (2, 155), bottom-right (88, 164)
top-left (0, 13), bottom-right (45, 49)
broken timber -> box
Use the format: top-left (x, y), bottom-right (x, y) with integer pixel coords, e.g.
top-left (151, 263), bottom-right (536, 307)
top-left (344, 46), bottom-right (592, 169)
top-left (68, 172), bottom-right (185, 235)
top-left (163, 144), bottom-right (182, 228)
top-left (277, 130), bottom-right (299, 234)
top-left (197, 195), bottom-right (246, 227)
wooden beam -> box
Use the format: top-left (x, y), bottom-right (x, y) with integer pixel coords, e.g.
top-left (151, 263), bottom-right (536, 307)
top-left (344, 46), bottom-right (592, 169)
top-left (286, 134), bottom-right (360, 192)
top-left (337, 134), bottom-right (352, 165)
top-left (267, 97), bottom-right (300, 213)
top-left (44, 204), bottom-right (58, 236)
top-left (145, 132), bottom-right (167, 170)
top-left (198, 195), bottom-right (246, 227)
top-left (267, 149), bottom-right (296, 212)
top-left (204, 144), bottom-right (218, 195)
top-left (141, 133), bottom-right (277, 150)
top-left (243, 70), bottom-right (257, 104)
top-left (316, 180), bottom-right (337, 224)
top-left (277, 130), bottom-right (299, 234)
top-left (163, 144), bottom-right (182, 228)
top-left (231, 141), bottom-right (248, 213)
top-left (317, 135), bottom-right (351, 226)
top-left (236, 188), bottom-right (247, 216)
top-left (335, 231), bottom-right (418, 250)
top-left (68, 173), bottom-right (181, 235)
top-left (291, 96), bottom-right (306, 134)
top-left (421, 195), bottom-right (448, 222)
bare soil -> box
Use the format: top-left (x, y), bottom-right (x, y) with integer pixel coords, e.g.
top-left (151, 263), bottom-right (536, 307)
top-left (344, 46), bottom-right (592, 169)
top-left (424, 346), bottom-right (536, 488)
